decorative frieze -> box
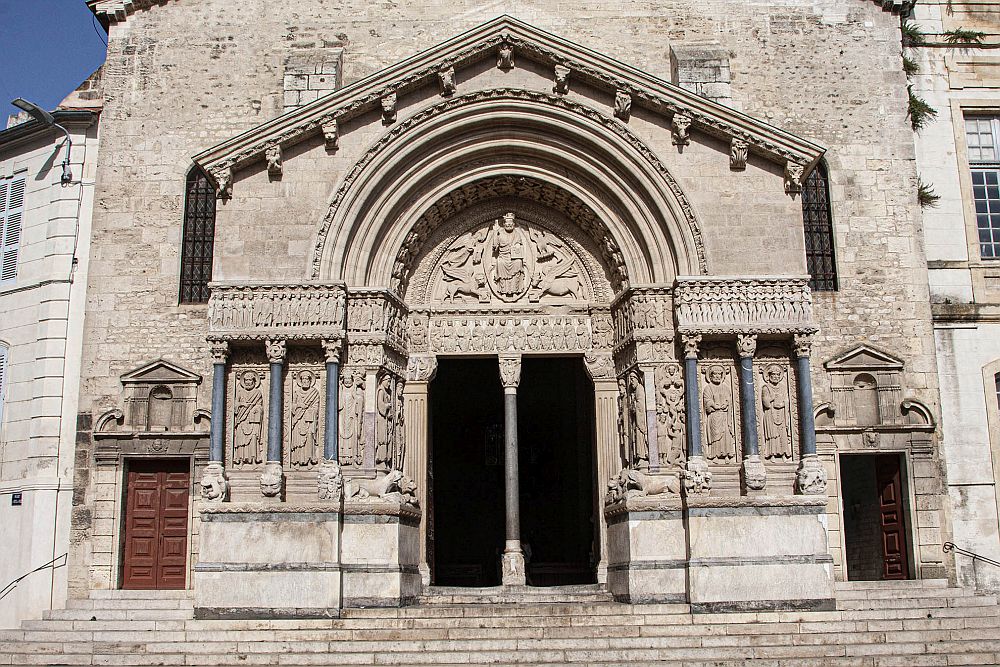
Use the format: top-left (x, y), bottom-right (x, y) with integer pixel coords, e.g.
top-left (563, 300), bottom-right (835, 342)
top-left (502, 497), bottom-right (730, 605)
top-left (346, 290), bottom-right (408, 353)
top-left (674, 277), bottom-right (815, 335)
top-left (427, 314), bottom-right (595, 353)
top-left (611, 287), bottom-right (674, 349)
top-left (208, 282), bottom-right (347, 340)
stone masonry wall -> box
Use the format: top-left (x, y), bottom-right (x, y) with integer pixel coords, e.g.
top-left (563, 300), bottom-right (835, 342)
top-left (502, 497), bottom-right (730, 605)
top-left (73, 0), bottom-right (945, 592)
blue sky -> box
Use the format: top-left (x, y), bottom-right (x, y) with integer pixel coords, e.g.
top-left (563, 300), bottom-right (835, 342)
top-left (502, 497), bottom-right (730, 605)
top-left (0, 1), bottom-right (108, 120)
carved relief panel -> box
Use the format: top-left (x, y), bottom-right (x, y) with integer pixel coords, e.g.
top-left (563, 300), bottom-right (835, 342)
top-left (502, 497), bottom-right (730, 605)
top-left (346, 290), bottom-right (408, 353)
top-left (285, 349), bottom-right (325, 469)
top-left (426, 313), bottom-right (596, 354)
top-left (338, 367), bottom-right (366, 468)
top-left (227, 356), bottom-right (268, 468)
top-left (375, 371), bottom-right (406, 470)
top-left (699, 350), bottom-right (740, 462)
top-left (755, 344), bottom-right (798, 462)
top-left (655, 361), bottom-right (686, 467)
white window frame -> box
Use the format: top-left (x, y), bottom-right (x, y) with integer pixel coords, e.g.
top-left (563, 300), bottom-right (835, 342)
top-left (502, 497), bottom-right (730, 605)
top-left (0, 174), bottom-right (25, 285)
top-left (966, 116), bottom-right (1000, 260)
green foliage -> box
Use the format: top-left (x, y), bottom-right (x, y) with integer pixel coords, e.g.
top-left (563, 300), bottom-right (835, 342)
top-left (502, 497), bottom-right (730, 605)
top-left (907, 86), bottom-right (937, 131)
top-left (901, 21), bottom-right (925, 46)
top-left (942, 28), bottom-right (986, 45)
top-left (917, 178), bottom-right (941, 208)
top-left (902, 55), bottom-right (919, 76)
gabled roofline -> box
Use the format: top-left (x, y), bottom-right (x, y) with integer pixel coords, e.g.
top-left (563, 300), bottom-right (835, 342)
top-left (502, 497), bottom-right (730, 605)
top-left (0, 111), bottom-right (97, 156)
top-left (120, 358), bottom-right (202, 384)
top-left (823, 343), bottom-right (905, 371)
top-left (192, 15), bottom-right (825, 192)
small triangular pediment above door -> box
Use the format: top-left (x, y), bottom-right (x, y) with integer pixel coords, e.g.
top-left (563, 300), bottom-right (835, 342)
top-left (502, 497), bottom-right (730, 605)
top-left (193, 15), bottom-right (824, 195)
top-left (823, 344), bottom-right (905, 372)
top-left (120, 359), bottom-right (202, 385)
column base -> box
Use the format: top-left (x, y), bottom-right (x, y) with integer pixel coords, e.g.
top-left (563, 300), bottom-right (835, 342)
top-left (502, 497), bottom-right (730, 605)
top-left (200, 461), bottom-right (229, 502)
top-left (683, 456), bottom-right (713, 495)
top-left (317, 460), bottom-right (343, 501)
top-left (741, 454), bottom-right (767, 492)
top-left (260, 462), bottom-right (285, 499)
top-left (501, 548), bottom-right (526, 586)
top-left (796, 454), bottom-right (828, 495)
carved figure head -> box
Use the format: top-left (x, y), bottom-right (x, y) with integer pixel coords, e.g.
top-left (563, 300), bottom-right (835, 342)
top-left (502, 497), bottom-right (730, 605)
top-left (502, 212), bottom-right (516, 232)
top-left (240, 370), bottom-right (260, 391)
top-left (707, 365), bottom-right (724, 385)
top-left (298, 370), bottom-right (314, 390)
top-left (766, 365), bottom-right (783, 385)
top-left (341, 370), bottom-right (354, 388)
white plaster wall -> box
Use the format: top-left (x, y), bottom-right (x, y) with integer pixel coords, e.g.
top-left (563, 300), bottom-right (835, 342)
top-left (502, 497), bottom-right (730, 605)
top-left (0, 118), bottom-right (99, 628)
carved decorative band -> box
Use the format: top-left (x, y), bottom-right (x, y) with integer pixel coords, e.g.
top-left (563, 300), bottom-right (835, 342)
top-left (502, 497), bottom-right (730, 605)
top-left (208, 282), bottom-right (348, 340)
top-left (674, 277), bottom-right (816, 335)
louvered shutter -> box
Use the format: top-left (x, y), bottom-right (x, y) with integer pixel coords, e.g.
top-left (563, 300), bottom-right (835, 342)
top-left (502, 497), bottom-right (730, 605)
top-left (1, 177), bottom-right (25, 283)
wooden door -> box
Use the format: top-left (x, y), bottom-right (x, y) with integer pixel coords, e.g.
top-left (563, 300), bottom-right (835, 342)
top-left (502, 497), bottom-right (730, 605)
top-left (875, 454), bottom-right (910, 580)
top-left (122, 459), bottom-right (190, 590)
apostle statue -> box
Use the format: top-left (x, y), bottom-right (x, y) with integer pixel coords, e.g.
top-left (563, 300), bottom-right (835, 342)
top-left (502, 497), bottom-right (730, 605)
top-left (375, 374), bottom-right (394, 467)
top-left (761, 364), bottom-right (793, 459)
top-left (233, 370), bottom-right (264, 465)
top-left (629, 371), bottom-right (649, 465)
top-left (339, 370), bottom-right (365, 466)
top-left (289, 370), bottom-right (320, 467)
top-left (703, 365), bottom-right (735, 460)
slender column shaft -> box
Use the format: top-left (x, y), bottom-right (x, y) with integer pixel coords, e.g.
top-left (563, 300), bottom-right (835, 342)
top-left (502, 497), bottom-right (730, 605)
top-left (364, 369), bottom-right (377, 470)
top-left (738, 355), bottom-right (759, 457)
top-left (267, 359), bottom-right (283, 462)
top-left (796, 354), bottom-right (817, 457)
top-left (504, 390), bottom-right (520, 544)
top-left (210, 360), bottom-right (226, 463)
top-left (641, 365), bottom-right (660, 472)
top-left (325, 361), bottom-right (340, 461)
top-left (684, 356), bottom-right (701, 459)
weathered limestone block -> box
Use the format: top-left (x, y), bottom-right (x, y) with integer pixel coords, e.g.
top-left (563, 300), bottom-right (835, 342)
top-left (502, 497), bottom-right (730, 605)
top-left (605, 495), bottom-right (686, 604)
top-left (193, 505), bottom-right (342, 618)
top-left (340, 501), bottom-right (420, 607)
top-left (685, 496), bottom-right (834, 612)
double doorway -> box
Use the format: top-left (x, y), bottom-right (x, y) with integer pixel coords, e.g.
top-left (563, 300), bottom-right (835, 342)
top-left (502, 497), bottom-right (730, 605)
top-left (428, 356), bottom-right (597, 587)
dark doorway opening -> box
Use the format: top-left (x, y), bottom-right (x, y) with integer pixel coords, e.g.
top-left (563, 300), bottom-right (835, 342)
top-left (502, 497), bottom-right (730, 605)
top-left (429, 356), bottom-right (597, 587)
top-left (841, 453), bottom-right (912, 581)
top-left (121, 458), bottom-right (190, 590)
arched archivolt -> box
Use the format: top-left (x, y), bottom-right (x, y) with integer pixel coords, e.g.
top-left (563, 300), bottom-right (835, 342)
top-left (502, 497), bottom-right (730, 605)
top-left (311, 89), bottom-right (709, 289)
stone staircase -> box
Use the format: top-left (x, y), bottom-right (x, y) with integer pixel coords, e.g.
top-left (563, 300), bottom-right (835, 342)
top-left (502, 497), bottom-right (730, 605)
top-left (1, 580), bottom-right (998, 666)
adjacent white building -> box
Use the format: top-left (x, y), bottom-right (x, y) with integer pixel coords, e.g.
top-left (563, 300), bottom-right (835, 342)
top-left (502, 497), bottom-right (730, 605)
top-left (0, 77), bottom-right (101, 628)
top-left (910, 1), bottom-right (1000, 591)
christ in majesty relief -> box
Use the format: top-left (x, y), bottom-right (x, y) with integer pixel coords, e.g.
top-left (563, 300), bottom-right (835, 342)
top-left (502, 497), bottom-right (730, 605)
top-left (491, 212), bottom-right (529, 299)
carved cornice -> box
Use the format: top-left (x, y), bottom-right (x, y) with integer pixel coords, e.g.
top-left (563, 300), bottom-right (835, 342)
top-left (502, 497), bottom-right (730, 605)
top-left (674, 276), bottom-right (817, 335)
top-left (191, 16), bottom-right (824, 191)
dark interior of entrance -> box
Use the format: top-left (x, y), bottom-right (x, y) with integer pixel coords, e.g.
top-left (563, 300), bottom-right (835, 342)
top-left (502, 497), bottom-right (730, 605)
top-left (841, 453), bottom-right (912, 581)
top-left (430, 357), bottom-right (596, 587)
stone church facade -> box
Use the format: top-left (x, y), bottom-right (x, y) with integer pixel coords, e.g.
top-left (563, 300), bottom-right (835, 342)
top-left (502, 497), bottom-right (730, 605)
top-left (72, 0), bottom-right (950, 616)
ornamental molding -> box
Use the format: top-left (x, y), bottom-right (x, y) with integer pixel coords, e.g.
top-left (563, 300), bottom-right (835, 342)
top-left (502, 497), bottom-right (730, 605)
top-left (673, 276), bottom-right (816, 336)
top-left (191, 16), bottom-right (824, 190)
top-left (207, 281), bottom-right (348, 341)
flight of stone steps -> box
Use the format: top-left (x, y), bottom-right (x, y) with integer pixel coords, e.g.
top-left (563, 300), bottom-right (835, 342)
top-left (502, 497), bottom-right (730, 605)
top-left (1, 579), bottom-right (998, 666)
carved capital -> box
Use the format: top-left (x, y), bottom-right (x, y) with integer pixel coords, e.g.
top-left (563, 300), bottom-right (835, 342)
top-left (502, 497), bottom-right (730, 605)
top-left (266, 145), bottom-right (282, 177)
top-left (322, 338), bottom-right (343, 363)
top-left (793, 333), bottom-right (813, 358)
top-left (583, 352), bottom-right (615, 380)
top-left (736, 333), bottom-right (757, 358)
top-left (265, 339), bottom-right (287, 364)
top-left (209, 340), bottom-right (230, 364)
top-left (406, 355), bottom-right (438, 383)
top-left (671, 113), bottom-right (692, 146)
top-left (553, 65), bottom-right (570, 95)
top-left (381, 93), bottom-right (397, 125)
top-left (438, 65), bottom-right (456, 96)
top-left (785, 161), bottom-right (805, 194)
top-left (682, 333), bottom-right (702, 359)
top-left (497, 42), bottom-right (514, 70)
top-left (322, 119), bottom-right (339, 152)
top-left (498, 354), bottom-right (522, 389)
top-left (730, 138), bottom-right (748, 171)
top-left (614, 90), bottom-right (632, 121)
top-left (742, 454), bottom-right (767, 491)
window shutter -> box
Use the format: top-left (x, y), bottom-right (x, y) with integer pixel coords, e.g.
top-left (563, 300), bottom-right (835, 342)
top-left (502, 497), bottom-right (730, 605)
top-left (1, 177), bottom-right (25, 284)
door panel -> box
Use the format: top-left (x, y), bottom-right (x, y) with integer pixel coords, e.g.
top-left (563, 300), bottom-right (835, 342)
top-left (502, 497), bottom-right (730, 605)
top-left (875, 454), bottom-right (910, 580)
top-left (122, 460), bottom-right (190, 590)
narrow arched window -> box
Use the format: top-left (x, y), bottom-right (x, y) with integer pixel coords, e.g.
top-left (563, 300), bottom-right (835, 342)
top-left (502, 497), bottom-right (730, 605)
top-left (802, 163), bottom-right (838, 291)
top-left (179, 167), bottom-right (216, 304)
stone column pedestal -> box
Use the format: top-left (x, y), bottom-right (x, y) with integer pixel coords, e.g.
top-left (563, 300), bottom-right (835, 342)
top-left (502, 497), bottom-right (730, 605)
top-left (341, 501), bottom-right (421, 607)
top-left (605, 495), bottom-right (686, 604)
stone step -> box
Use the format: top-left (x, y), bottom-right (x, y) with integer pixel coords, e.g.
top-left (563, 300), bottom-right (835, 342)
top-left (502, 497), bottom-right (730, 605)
top-left (67, 597), bottom-right (195, 610)
top-left (834, 586), bottom-right (979, 600)
top-left (41, 607), bottom-right (196, 621)
top-left (836, 594), bottom-right (999, 611)
top-left (89, 589), bottom-right (194, 600)
top-left (834, 578), bottom-right (951, 590)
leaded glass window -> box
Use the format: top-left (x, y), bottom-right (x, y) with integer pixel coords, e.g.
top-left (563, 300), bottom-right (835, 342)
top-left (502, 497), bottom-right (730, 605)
top-left (966, 116), bottom-right (1000, 259)
top-left (801, 163), bottom-right (837, 291)
top-left (179, 168), bottom-right (216, 304)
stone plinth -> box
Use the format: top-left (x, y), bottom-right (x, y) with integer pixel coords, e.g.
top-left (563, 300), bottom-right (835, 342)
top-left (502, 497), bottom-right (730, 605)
top-left (193, 504), bottom-right (342, 618)
top-left (341, 501), bottom-right (421, 607)
top-left (605, 496), bottom-right (686, 604)
top-left (686, 496), bottom-right (834, 612)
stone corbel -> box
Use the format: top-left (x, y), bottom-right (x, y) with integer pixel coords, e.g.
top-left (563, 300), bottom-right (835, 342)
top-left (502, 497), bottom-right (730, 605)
top-left (406, 355), bottom-right (438, 383)
top-left (381, 93), bottom-right (397, 125)
top-left (497, 42), bottom-right (514, 71)
top-left (438, 65), bottom-right (456, 96)
top-left (614, 90), bottom-right (632, 121)
top-left (553, 65), bottom-right (570, 95)
top-left (671, 113), bottom-right (692, 147)
top-left (266, 145), bottom-right (282, 178)
top-left (210, 166), bottom-right (233, 199)
top-left (583, 352), bottom-right (615, 381)
top-left (730, 138), bottom-right (748, 171)
top-left (322, 118), bottom-right (339, 153)
top-left (785, 161), bottom-right (806, 195)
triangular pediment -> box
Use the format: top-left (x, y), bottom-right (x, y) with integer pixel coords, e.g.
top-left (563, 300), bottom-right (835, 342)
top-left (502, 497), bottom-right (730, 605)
top-left (120, 359), bottom-right (202, 385)
top-left (193, 15), bottom-right (824, 192)
top-left (824, 344), bottom-right (905, 371)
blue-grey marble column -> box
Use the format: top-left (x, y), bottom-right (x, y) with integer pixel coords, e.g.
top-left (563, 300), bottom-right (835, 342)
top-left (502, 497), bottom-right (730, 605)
top-left (681, 333), bottom-right (711, 494)
top-left (260, 339), bottom-right (286, 498)
top-left (794, 334), bottom-right (827, 495)
top-left (209, 342), bottom-right (228, 464)
top-left (322, 340), bottom-right (341, 461)
top-left (498, 354), bottom-right (526, 586)
top-left (737, 333), bottom-right (766, 492)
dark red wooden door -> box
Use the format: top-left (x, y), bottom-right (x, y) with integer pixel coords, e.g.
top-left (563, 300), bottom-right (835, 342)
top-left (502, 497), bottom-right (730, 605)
top-left (122, 460), bottom-right (190, 590)
top-left (875, 454), bottom-right (910, 580)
